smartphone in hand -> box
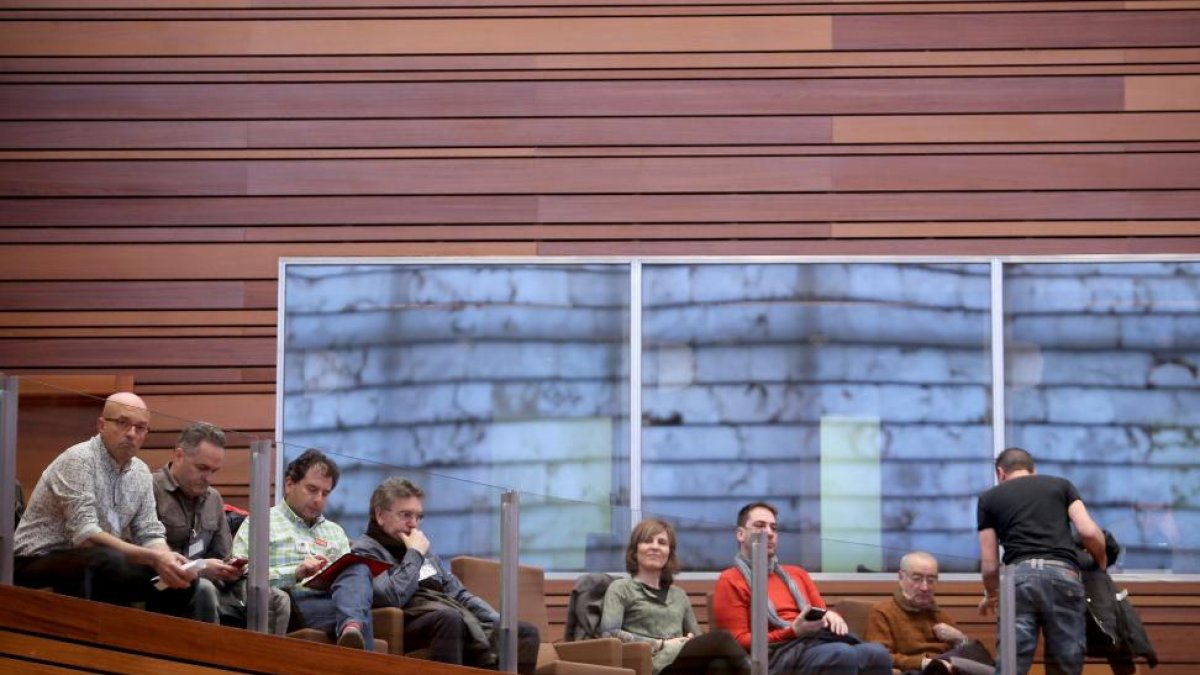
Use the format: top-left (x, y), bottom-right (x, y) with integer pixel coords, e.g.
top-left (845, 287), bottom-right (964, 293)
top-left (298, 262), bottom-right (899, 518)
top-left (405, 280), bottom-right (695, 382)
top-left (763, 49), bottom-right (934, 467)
top-left (802, 606), bottom-right (827, 621)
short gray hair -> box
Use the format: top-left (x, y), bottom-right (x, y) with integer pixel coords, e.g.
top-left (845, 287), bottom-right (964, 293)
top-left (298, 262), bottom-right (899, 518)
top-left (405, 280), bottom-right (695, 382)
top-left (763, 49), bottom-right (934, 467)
top-left (176, 422), bottom-right (226, 455)
top-left (370, 477), bottom-right (425, 520)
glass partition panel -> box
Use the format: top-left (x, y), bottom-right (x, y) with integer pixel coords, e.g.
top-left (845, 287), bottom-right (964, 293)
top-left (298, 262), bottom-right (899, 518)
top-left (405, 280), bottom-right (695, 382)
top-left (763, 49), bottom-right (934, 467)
top-left (641, 263), bottom-right (994, 572)
top-left (280, 262), bottom-right (632, 571)
top-left (1005, 261), bottom-right (1200, 573)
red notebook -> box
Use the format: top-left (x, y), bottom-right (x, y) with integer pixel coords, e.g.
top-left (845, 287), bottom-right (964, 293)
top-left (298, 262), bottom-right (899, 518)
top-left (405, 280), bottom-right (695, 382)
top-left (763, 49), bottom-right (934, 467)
top-left (298, 552), bottom-right (393, 591)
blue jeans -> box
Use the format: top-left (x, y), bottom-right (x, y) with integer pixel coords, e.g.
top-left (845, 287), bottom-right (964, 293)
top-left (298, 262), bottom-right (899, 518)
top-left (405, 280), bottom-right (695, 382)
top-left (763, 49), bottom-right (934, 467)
top-left (770, 638), bottom-right (892, 675)
top-left (291, 562), bottom-right (374, 645)
top-left (998, 560), bottom-right (1087, 675)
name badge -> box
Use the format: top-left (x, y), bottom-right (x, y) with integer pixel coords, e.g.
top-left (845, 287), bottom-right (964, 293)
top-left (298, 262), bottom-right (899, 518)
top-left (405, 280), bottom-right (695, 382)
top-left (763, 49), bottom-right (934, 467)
top-left (418, 560), bottom-right (438, 581)
top-left (105, 509), bottom-right (120, 534)
top-left (313, 537), bottom-right (329, 549)
top-left (295, 539), bottom-right (313, 554)
top-left (188, 538), bottom-right (205, 558)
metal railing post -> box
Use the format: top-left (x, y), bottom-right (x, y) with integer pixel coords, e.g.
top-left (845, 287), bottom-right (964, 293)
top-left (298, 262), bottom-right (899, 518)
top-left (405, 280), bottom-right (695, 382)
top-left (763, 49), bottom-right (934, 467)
top-left (998, 563), bottom-right (1016, 675)
top-left (749, 531), bottom-right (768, 675)
top-left (499, 490), bottom-right (520, 673)
top-left (0, 375), bottom-right (18, 586)
top-left (246, 438), bottom-right (272, 633)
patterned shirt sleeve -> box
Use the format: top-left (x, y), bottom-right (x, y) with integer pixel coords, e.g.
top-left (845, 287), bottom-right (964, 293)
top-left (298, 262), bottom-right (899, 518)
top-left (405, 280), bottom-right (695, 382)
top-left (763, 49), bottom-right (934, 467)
top-left (45, 448), bottom-right (104, 546)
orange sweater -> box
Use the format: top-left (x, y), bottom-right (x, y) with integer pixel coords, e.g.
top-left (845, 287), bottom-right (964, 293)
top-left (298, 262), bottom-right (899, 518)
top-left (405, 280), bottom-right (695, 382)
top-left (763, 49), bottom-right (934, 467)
top-left (711, 564), bottom-right (827, 651)
top-left (864, 593), bottom-right (958, 672)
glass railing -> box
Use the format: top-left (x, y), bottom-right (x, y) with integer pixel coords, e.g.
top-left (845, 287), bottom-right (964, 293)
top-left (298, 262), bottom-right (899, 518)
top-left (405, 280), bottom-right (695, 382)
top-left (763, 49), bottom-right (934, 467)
top-left (0, 371), bottom-right (1173, 675)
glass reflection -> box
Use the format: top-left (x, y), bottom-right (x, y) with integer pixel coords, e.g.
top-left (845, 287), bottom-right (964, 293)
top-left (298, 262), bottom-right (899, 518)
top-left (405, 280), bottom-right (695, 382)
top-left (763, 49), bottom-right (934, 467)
top-left (1005, 261), bottom-right (1200, 573)
top-left (280, 264), bottom-right (631, 570)
top-left (641, 263), bottom-right (993, 572)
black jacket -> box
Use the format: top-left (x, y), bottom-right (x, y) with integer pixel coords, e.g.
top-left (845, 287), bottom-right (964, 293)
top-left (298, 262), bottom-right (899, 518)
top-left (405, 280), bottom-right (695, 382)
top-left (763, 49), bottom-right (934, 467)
top-left (1076, 531), bottom-right (1158, 673)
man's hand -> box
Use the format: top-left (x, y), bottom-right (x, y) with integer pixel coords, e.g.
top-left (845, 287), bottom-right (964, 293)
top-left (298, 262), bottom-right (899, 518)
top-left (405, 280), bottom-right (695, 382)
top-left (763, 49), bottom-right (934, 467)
top-left (822, 610), bottom-right (849, 636)
top-left (295, 554), bottom-right (329, 581)
top-left (978, 593), bottom-right (997, 616)
top-left (933, 622), bottom-right (966, 644)
top-left (202, 558), bottom-right (242, 582)
top-left (151, 549), bottom-right (196, 589)
top-left (400, 528), bottom-right (431, 556)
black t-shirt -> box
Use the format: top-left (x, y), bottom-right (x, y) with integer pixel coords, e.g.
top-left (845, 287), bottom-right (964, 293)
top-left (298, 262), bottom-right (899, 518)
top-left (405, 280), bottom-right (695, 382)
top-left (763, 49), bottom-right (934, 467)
top-left (977, 474), bottom-right (1082, 566)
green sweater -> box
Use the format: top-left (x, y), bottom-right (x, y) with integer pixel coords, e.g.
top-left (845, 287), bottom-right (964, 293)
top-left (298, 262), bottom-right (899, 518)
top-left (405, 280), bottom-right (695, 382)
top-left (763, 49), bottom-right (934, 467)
top-left (600, 577), bottom-right (701, 674)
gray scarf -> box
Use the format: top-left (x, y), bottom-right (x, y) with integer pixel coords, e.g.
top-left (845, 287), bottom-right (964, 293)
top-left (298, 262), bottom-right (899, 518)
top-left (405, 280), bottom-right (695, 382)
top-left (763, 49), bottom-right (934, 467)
top-left (734, 554), bottom-right (810, 629)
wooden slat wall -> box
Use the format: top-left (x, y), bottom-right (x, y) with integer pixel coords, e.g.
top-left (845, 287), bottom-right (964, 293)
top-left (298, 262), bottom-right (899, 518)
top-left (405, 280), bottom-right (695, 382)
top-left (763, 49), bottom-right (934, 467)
top-left (0, 1), bottom-right (1197, 492)
top-left (0, 7), bottom-right (1197, 489)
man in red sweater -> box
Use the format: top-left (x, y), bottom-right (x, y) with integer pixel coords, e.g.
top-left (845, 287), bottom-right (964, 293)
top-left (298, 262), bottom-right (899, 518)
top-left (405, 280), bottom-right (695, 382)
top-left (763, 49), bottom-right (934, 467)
top-left (712, 501), bottom-right (892, 675)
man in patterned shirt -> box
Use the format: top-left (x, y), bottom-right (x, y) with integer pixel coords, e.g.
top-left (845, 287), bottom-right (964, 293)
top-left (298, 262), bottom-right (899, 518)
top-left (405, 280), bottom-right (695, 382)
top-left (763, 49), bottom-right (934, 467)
top-left (232, 448), bottom-right (374, 649)
top-left (14, 392), bottom-right (198, 608)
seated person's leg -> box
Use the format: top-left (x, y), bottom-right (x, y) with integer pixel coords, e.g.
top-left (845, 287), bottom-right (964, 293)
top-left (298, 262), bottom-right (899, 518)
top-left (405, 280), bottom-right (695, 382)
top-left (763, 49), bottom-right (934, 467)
top-left (664, 630), bottom-right (752, 675)
top-left (189, 577), bottom-right (221, 623)
top-left (852, 642), bottom-right (893, 675)
top-left (15, 551), bottom-right (94, 596)
top-left (84, 547), bottom-right (159, 606)
top-left (405, 607), bottom-right (468, 664)
top-left (269, 587), bottom-right (292, 636)
top-left (516, 620), bottom-right (541, 675)
top-left (328, 562), bottom-right (374, 646)
top-left (792, 641), bottom-right (893, 675)
top-left (146, 577), bottom-right (216, 622)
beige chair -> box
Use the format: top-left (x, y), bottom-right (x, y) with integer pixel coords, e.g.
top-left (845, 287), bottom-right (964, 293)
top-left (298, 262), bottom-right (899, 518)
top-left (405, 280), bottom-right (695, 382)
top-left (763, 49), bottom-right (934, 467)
top-left (288, 606), bottom-right (404, 655)
top-left (451, 556), bottom-right (637, 675)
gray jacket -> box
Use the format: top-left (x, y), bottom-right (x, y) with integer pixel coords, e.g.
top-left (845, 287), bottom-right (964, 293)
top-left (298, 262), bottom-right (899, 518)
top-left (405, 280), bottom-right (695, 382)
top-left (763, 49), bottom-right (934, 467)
top-left (350, 533), bottom-right (499, 628)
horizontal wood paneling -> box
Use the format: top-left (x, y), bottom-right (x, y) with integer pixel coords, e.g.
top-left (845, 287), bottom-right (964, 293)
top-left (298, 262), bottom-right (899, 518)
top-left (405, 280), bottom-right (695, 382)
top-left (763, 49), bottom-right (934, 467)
top-left (0, 9), bottom-right (1196, 667)
top-left (0, 78), bottom-right (1128, 119)
top-left (4, 154), bottom-right (1199, 195)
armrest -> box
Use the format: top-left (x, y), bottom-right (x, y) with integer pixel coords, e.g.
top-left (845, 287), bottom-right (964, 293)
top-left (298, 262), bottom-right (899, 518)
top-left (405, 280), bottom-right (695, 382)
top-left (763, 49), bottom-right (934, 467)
top-left (553, 637), bottom-right (624, 667)
top-left (371, 606), bottom-right (405, 656)
top-left (621, 641), bottom-right (653, 675)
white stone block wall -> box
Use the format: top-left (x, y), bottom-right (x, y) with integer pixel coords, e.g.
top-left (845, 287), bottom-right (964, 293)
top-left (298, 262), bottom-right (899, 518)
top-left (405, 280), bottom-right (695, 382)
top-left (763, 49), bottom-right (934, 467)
top-left (280, 261), bottom-right (1198, 573)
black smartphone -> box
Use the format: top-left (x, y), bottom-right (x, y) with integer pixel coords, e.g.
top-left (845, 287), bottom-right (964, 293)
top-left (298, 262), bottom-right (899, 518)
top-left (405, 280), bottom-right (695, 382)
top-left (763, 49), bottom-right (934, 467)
top-left (802, 607), bottom-right (827, 621)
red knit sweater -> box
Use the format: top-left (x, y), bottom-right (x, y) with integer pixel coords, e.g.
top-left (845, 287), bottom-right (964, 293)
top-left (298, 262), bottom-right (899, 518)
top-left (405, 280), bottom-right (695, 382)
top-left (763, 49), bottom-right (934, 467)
top-left (711, 564), bottom-right (827, 650)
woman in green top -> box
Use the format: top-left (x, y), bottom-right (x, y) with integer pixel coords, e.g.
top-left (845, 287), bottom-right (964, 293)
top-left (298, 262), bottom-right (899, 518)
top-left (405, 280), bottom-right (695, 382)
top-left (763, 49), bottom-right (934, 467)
top-left (600, 518), bottom-right (749, 675)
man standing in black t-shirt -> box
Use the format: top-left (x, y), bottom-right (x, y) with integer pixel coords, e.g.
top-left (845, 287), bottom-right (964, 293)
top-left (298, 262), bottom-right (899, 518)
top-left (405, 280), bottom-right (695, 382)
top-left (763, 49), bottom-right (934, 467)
top-left (977, 447), bottom-right (1107, 675)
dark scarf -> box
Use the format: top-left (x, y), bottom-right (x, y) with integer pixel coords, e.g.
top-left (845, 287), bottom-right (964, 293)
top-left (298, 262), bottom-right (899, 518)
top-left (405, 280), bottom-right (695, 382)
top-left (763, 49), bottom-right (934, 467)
top-left (366, 519), bottom-right (408, 562)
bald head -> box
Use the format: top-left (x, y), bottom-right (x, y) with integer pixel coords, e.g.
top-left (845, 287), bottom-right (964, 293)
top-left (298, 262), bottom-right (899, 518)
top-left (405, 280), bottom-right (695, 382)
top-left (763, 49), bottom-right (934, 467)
top-left (103, 392), bottom-right (147, 417)
top-left (97, 391), bottom-right (150, 467)
top-left (899, 551), bottom-right (937, 572)
top-left (898, 551), bottom-right (939, 608)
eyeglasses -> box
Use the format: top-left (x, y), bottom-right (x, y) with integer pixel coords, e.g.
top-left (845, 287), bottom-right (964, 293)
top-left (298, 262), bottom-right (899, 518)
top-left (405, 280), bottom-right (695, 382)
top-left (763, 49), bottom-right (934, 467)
top-left (901, 571), bottom-right (938, 586)
top-left (104, 416), bottom-right (150, 434)
top-left (391, 510), bottom-right (424, 523)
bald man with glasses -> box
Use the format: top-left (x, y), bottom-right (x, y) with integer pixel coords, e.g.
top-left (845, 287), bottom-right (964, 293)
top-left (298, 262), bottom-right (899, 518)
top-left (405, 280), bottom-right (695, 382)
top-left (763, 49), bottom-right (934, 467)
top-left (14, 392), bottom-right (198, 609)
top-left (865, 552), bottom-right (993, 675)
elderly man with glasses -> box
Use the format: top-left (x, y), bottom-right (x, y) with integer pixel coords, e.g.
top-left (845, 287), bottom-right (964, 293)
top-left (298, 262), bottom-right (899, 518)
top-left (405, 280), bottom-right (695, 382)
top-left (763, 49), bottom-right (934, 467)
top-left (350, 476), bottom-right (541, 674)
top-left (14, 392), bottom-right (199, 609)
top-left (865, 551), bottom-right (993, 675)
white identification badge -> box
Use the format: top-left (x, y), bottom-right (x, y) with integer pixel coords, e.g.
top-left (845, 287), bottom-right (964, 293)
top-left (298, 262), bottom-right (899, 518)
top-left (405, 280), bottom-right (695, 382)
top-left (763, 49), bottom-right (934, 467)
top-left (105, 509), bottom-right (120, 534)
top-left (295, 539), bottom-right (313, 555)
top-left (418, 560), bottom-right (438, 581)
top-left (188, 538), bottom-right (205, 558)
